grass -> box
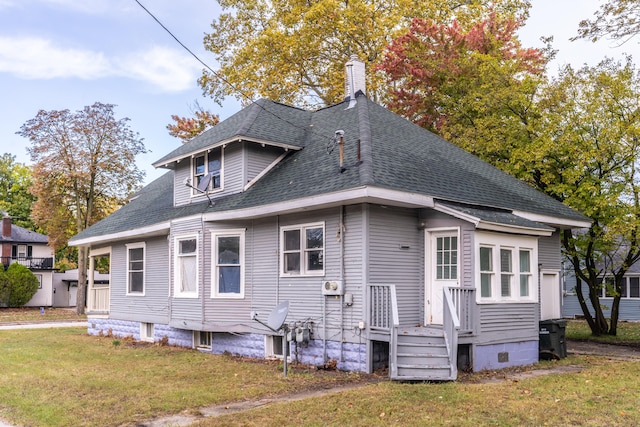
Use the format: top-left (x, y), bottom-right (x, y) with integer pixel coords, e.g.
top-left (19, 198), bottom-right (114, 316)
top-left (566, 319), bottom-right (640, 344)
top-left (0, 328), bottom-right (369, 426)
top-left (0, 307), bottom-right (86, 323)
top-left (193, 356), bottom-right (640, 426)
top-left (1, 318), bottom-right (640, 426)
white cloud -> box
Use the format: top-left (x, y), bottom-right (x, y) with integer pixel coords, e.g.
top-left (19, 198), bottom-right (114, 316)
top-left (0, 37), bottom-right (110, 79)
top-left (0, 36), bottom-right (200, 92)
top-left (116, 46), bottom-right (201, 93)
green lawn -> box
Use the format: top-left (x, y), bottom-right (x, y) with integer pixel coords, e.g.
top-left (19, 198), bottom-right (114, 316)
top-left (566, 319), bottom-right (640, 344)
top-left (0, 307), bottom-right (85, 323)
top-left (1, 320), bottom-right (639, 426)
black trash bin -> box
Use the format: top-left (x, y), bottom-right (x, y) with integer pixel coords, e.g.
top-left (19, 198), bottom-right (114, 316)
top-left (539, 319), bottom-right (567, 360)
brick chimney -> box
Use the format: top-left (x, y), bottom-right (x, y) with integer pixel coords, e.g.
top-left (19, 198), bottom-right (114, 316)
top-left (2, 214), bottom-right (11, 239)
top-left (1, 214), bottom-right (11, 259)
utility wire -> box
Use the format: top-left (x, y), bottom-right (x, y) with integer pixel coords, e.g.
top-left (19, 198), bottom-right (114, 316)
top-left (132, 0), bottom-right (336, 144)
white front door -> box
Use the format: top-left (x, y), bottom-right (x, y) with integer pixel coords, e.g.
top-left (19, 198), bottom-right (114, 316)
top-left (426, 230), bottom-right (459, 325)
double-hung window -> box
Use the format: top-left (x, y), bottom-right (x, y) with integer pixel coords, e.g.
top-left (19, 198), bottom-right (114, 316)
top-left (175, 235), bottom-right (198, 297)
top-left (519, 250), bottom-right (532, 297)
top-left (193, 148), bottom-right (222, 194)
top-left (500, 248), bottom-right (513, 297)
top-left (480, 246), bottom-right (493, 298)
top-left (477, 232), bottom-right (537, 303)
top-left (212, 230), bottom-right (245, 298)
top-left (281, 223), bottom-right (324, 276)
top-left (126, 242), bottom-right (145, 295)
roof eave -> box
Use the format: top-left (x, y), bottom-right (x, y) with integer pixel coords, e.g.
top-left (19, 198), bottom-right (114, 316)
top-left (512, 210), bottom-right (592, 229)
top-left (152, 137), bottom-right (302, 169)
top-left (69, 222), bottom-right (170, 247)
top-left (203, 186), bottom-right (435, 221)
top-left (434, 203), bottom-right (554, 236)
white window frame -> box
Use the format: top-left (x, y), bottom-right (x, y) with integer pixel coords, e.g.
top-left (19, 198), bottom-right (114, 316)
top-left (194, 331), bottom-right (212, 350)
top-left (476, 232), bottom-right (538, 303)
top-left (599, 276), bottom-right (640, 299)
top-left (265, 335), bottom-right (290, 361)
top-left (191, 148), bottom-right (223, 197)
top-left (140, 322), bottom-right (154, 343)
top-left (126, 242), bottom-right (145, 296)
top-left (519, 249), bottom-right (532, 298)
top-left (174, 234), bottom-right (199, 298)
top-left (211, 229), bottom-right (245, 299)
top-left (280, 222), bottom-right (325, 277)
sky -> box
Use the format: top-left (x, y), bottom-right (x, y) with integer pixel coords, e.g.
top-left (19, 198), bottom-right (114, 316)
top-left (1, 0), bottom-right (638, 186)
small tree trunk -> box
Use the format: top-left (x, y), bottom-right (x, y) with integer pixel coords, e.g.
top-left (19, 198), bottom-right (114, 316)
top-left (76, 246), bottom-right (87, 315)
top-left (575, 278), bottom-right (597, 332)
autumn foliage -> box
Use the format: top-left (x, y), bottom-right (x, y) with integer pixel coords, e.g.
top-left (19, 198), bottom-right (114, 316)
top-left (166, 109), bottom-right (220, 144)
top-left (379, 13), bottom-right (545, 132)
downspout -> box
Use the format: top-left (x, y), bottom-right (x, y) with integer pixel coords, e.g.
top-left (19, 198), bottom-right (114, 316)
top-left (201, 216), bottom-right (205, 328)
top-left (340, 205), bottom-right (345, 363)
top-left (167, 233), bottom-right (172, 320)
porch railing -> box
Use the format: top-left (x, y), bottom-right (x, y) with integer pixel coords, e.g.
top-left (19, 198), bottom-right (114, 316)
top-left (366, 284), bottom-right (399, 333)
top-left (443, 287), bottom-right (461, 379)
top-left (88, 283), bottom-right (110, 313)
top-left (447, 287), bottom-right (475, 334)
top-left (0, 257), bottom-right (54, 270)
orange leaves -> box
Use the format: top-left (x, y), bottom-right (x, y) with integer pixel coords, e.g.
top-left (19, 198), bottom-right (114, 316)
top-left (166, 109), bottom-right (220, 144)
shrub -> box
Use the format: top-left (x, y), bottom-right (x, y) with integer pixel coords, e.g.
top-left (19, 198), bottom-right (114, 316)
top-left (0, 265), bottom-right (9, 306)
top-left (3, 263), bottom-right (39, 307)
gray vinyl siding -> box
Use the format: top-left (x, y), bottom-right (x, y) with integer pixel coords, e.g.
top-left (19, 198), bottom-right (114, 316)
top-left (562, 275), bottom-right (640, 321)
top-left (173, 143), bottom-right (246, 207)
top-left (169, 218), bottom-right (205, 329)
top-left (109, 236), bottom-right (170, 324)
top-left (162, 206), bottom-right (366, 344)
top-left (222, 142), bottom-right (244, 195)
top-left (246, 143), bottom-right (284, 183)
top-left (539, 232), bottom-right (561, 271)
top-left (368, 206), bottom-right (422, 326)
top-left (478, 303), bottom-right (538, 344)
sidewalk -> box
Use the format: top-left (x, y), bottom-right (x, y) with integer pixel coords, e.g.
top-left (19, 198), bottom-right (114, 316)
top-left (0, 321), bottom-right (87, 330)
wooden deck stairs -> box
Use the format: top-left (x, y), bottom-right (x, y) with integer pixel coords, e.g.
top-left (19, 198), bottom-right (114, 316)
top-left (390, 325), bottom-right (457, 381)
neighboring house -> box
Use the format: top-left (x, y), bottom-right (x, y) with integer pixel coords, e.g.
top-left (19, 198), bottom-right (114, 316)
top-left (0, 214), bottom-right (56, 307)
top-left (52, 269), bottom-right (110, 308)
top-left (69, 58), bottom-right (590, 380)
top-left (562, 260), bottom-right (640, 321)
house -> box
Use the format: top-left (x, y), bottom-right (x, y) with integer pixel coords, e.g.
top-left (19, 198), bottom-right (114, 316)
top-left (0, 214), bottom-right (56, 306)
top-left (52, 269), bottom-right (110, 308)
top-left (562, 260), bottom-right (640, 321)
top-left (69, 58), bottom-right (590, 380)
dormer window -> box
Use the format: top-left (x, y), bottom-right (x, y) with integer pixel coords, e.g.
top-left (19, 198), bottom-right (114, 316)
top-left (193, 147), bottom-right (222, 194)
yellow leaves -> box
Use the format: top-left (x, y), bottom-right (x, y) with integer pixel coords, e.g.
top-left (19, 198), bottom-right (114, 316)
top-left (203, 0), bottom-right (529, 108)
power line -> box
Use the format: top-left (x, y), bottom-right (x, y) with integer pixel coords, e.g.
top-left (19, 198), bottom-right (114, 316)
top-left (132, 0), bottom-right (335, 144)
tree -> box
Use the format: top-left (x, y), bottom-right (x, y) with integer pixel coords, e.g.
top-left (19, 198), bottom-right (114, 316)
top-left (17, 102), bottom-right (147, 314)
top-left (167, 102), bottom-right (220, 143)
top-left (378, 14), bottom-right (548, 175)
top-left (529, 58), bottom-right (640, 335)
top-left (575, 0), bottom-right (640, 44)
top-left (200, 0), bottom-right (530, 108)
top-left (0, 153), bottom-right (36, 230)
top-left (379, 12), bottom-right (640, 336)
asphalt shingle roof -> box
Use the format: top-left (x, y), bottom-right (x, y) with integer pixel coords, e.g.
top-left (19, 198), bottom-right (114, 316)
top-left (71, 94), bottom-right (589, 243)
top-left (0, 224), bottom-right (48, 244)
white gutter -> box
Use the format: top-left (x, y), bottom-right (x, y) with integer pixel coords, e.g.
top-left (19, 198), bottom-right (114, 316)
top-left (434, 203), bottom-right (553, 236)
top-left (203, 186), bottom-right (435, 221)
top-left (512, 210), bottom-right (592, 229)
top-left (69, 221), bottom-right (170, 247)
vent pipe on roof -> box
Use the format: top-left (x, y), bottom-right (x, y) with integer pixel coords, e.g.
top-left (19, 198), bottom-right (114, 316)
top-left (345, 55), bottom-right (366, 109)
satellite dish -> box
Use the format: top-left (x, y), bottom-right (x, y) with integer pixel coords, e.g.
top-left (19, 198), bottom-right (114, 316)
top-left (197, 172), bottom-right (214, 192)
top-left (267, 300), bottom-right (289, 331)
